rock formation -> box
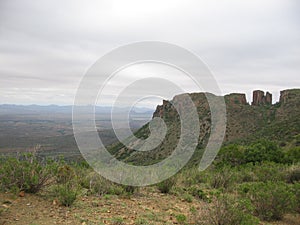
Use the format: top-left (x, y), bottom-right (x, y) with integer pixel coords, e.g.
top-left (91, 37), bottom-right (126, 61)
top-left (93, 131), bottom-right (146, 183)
top-left (154, 100), bottom-right (168, 118)
top-left (265, 92), bottom-right (272, 105)
top-left (154, 89), bottom-right (299, 120)
top-left (252, 90), bottom-right (272, 106)
top-left (225, 93), bottom-right (248, 105)
top-left (279, 89), bottom-right (300, 104)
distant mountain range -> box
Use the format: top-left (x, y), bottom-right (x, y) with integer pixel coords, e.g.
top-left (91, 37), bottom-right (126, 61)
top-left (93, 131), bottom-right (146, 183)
top-left (0, 104), bottom-right (154, 115)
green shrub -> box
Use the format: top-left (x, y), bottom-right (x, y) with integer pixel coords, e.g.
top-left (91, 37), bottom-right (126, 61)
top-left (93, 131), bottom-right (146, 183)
top-left (81, 171), bottom-right (139, 197)
top-left (244, 140), bottom-right (284, 164)
top-left (284, 147), bottom-right (300, 164)
top-left (287, 166), bottom-right (300, 184)
top-left (292, 182), bottom-right (300, 213)
top-left (238, 164), bottom-right (256, 182)
top-left (188, 186), bottom-right (211, 202)
top-left (235, 162), bottom-right (287, 184)
top-left (122, 185), bottom-right (137, 195)
top-left (85, 172), bottom-right (122, 196)
top-left (208, 166), bottom-right (237, 190)
top-left (179, 168), bottom-right (206, 186)
top-left (55, 182), bottom-right (78, 207)
top-left (111, 216), bottom-right (125, 225)
top-left (253, 162), bottom-right (286, 182)
top-left (56, 165), bottom-right (75, 184)
top-left (239, 181), bottom-right (296, 221)
top-left (216, 144), bottom-right (246, 166)
top-left (0, 153), bottom-right (59, 193)
top-left (134, 218), bottom-right (149, 225)
top-left (175, 214), bottom-right (187, 224)
top-left (216, 140), bottom-right (285, 166)
top-left (182, 193), bottom-right (193, 203)
top-left (54, 164), bottom-right (79, 207)
top-left (200, 194), bottom-right (259, 225)
top-left (157, 177), bottom-right (176, 194)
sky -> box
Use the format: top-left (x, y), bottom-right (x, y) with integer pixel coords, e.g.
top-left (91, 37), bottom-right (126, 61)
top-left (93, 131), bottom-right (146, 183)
top-left (0, 0), bottom-right (299, 108)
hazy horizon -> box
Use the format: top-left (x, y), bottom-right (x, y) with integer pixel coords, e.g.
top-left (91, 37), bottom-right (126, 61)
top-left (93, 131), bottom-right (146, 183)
top-left (0, 88), bottom-right (299, 107)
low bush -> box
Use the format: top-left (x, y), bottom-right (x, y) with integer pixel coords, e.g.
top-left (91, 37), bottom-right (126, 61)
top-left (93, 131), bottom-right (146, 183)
top-left (54, 164), bottom-right (79, 207)
top-left (85, 172), bottom-right (121, 196)
top-left (82, 172), bottom-right (137, 196)
top-left (198, 194), bottom-right (259, 225)
top-left (208, 166), bottom-right (237, 190)
top-left (175, 214), bottom-right (187, 224)
top-left (122, 185), bottom-right (137, 195)
top-left (244, 140), bottom-right (284, 164)
top-left (111, 216), bottom-right (125, 225)
top-left (188, 186), bottom-right (211, 202)
top-left (178, 168), bottom-right (206, 186)
top-left (253, 162), bottom-right (287, 182)
top-left (55, 182), bottom-right (78, 207)
top-left (284, 147), bottom-right (300, 164)
top-left (157, 176), bottom-right (176, 194)
top-left (237, 164), bottom-right (256, 182)
top-left (216, 144), bottom-right (246, 166)
top-left (286, 166), bottom-right (300, 184)
top-left (216, 140), bottom-right (285, 166)
top-left (182, 193), bottom-right (193, 203)
top-left (239, 181), bottom-right (296, 221)
top-left (0, 153), bottom-right (59, 193)
top-left (134, 218), bottom-right (148, 225)
top-left (56, 165), bottom-right (75, 184)
top-left (292, 182), bottom-right (300, 213)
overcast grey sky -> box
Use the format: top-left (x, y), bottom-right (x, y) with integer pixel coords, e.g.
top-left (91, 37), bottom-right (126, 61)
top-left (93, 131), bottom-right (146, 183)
top-left (0, 0), bottom-right (299, 107)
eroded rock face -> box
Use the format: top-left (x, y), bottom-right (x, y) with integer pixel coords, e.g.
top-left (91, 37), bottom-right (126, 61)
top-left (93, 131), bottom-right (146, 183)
top-left (252, 90), bottom-right (272, 106)
top-left (225, 93), bottom-right (248, 105)
top-left (252, 90), bottom-right (264, 106)
top-left (265, 92), bottom-right (272, 105)
top-left (279, 89), bottom-right (300, 104)
top-left (153, 89), bottom-right (299, 120)
top-left (153, 100), bottom-right (169, 118)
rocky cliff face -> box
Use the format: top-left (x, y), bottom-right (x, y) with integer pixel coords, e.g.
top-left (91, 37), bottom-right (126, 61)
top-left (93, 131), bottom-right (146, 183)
top-left (252, 90), bottom-right (272, 106)
top-left (225, 93), bottom-right (248, 105)
top-left (153, 100), bottom-right (169, 118)
top-left (279, 89), bottom-right (300, 104)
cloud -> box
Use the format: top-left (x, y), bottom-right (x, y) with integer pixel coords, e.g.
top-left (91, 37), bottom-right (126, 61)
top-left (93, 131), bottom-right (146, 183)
top-left (0, 0), bottom-right (299, 106)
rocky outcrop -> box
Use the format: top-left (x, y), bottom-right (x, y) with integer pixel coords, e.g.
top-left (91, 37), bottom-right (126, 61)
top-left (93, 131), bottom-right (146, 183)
top-left (252, 90), bottom-right (272, 106)
top-left (265, 92), bottom-right (272, 105)
top-left (279, 89), bottom-right (300, 104)
top-left (153, 100), bottom-right (169, 118)
top-left (225, 93), bottom-right (248, 105)
top-left (154, 89), bottom-right (299, 119)
top-left (153, 93), bottom-right (209, 118)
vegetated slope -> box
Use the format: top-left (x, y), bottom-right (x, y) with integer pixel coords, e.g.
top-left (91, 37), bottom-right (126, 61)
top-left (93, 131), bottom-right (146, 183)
top-left (109, 89), bottom-right (300, 166)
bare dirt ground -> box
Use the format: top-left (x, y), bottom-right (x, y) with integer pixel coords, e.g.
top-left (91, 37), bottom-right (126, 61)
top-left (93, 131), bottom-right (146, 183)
top-left (0, 190), bottom-right (204, 225)
top-left (0, 191), bottom-right (299, 225)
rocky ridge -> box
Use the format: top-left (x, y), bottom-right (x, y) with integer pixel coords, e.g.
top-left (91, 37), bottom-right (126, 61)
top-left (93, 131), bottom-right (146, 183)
top-left (110, 89), bottom-right (300, 165)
